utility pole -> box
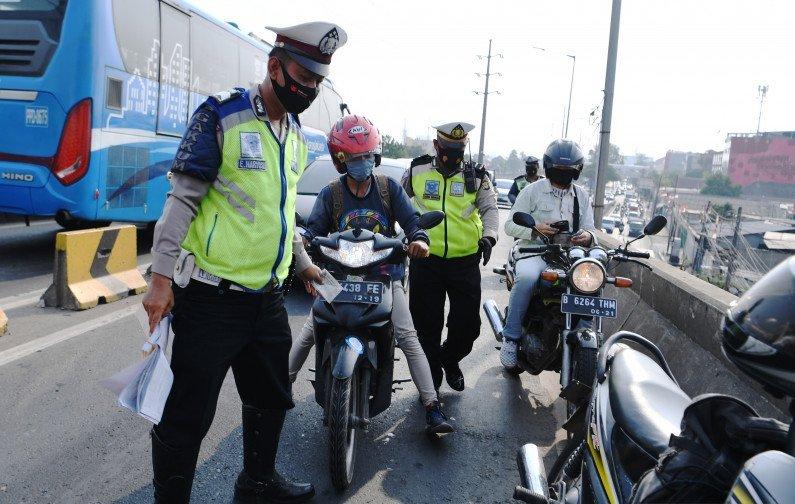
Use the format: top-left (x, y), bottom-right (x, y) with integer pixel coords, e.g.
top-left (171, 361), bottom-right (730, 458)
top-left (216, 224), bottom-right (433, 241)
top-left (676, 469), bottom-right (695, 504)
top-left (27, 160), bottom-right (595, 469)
top-left (756, 84), bottom-right (768, 134)
top-left (693, 201), bottom-right (711, 273)
top-left (564, 54), bottom-right (576, 137)
top-left (594, 0), bottom-right (622, 228)
top-left (475, 39), bottom-right (502, 164)
top-left (724, 206), bottom-right (743, 291)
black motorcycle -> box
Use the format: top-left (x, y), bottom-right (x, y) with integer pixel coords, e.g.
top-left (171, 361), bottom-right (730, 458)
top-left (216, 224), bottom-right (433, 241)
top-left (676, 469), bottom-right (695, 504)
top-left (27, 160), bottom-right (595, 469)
top-left (309, 211), bottom-right (444, 490)
top-left (485, 213), bottom-right (667, 429)
top-left (513, 256), bottom-right (795, 504)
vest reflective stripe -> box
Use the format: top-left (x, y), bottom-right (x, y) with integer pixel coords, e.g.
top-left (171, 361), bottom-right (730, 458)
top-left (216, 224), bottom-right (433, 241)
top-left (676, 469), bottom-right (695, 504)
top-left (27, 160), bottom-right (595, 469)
top-left (182, 92), bottom-right (308, 289)
top-left (410, 162), bottom-right (482, 258)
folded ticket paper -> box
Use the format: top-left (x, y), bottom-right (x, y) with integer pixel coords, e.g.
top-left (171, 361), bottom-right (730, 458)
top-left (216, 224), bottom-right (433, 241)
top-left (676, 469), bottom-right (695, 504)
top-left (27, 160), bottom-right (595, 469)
top-left (100, 314), bottom-right (173, 424)
top-left (312, 269), bottom-right (343, 302)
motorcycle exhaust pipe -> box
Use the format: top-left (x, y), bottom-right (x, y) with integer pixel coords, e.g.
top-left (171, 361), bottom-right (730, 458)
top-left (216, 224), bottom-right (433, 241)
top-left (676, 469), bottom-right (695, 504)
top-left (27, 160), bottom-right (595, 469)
top-left (483, 299), bottom-right (505, 342)
top-left (515, 443), bottom-right (550, 502)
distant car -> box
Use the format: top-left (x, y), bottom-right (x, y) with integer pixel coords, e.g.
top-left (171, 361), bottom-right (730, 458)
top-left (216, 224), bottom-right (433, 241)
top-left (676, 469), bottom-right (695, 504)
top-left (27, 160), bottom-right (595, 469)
top-left (627, 218), bottom-right (645, 237)
top-left (627, 210), bottom-right (641, 219)
top-left (495, 178), bottom-right (513, 208)
top-left (295, 155), bottom-right (408, 223)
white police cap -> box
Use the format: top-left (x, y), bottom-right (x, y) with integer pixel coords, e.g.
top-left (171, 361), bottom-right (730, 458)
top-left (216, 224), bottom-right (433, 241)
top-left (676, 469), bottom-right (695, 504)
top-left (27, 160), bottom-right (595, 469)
top-left (266, 22), bottom-right (347, 77)
top-left (434, 122), bottom-right (475, 144)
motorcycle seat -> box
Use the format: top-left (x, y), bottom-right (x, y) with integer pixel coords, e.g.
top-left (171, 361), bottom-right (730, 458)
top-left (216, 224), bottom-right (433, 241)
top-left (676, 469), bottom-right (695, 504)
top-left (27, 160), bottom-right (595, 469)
top-left (608, 346), bottom-right (690, 457)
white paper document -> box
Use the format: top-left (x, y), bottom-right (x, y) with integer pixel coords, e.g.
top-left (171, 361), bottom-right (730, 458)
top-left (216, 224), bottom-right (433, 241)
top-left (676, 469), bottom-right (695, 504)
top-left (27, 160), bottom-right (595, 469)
top-left (100, 315), bottom-right (173, 424)
top-left (312, 269), bottom-right (343, 302)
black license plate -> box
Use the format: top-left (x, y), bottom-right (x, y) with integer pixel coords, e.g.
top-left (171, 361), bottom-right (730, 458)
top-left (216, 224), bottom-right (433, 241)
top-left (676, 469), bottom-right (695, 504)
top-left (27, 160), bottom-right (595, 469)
top-left (335, 281), bottom-right (384, 305)
top-left (560, 294), bottom-right (617, 318)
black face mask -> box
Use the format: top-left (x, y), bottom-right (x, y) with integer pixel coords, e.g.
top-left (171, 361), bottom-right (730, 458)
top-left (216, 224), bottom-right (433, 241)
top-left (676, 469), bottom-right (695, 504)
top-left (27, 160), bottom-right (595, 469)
top-left (271, 64), bottom-right (318, 114)
top-left (437, 147), bottom-right (465, 171)
top-left (526, 165), bottom-right (538, 178)
top-left (546, 168), bottom-right (577, 186)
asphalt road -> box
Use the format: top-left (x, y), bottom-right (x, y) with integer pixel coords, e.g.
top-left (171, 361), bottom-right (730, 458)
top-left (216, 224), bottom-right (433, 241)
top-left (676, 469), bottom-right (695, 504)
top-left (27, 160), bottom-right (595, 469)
top-left (0, 211), bottom-right (569, 504)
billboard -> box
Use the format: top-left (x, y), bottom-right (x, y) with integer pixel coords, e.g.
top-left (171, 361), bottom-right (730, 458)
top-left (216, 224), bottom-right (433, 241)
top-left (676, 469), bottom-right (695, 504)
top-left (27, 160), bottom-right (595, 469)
top-left (728, 135), bottom-right (795, 187)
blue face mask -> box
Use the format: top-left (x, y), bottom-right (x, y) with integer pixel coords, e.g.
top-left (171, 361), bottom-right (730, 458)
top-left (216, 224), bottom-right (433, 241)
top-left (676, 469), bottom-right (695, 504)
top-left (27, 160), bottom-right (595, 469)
top-left (346, 156), bottom-right (376, 182)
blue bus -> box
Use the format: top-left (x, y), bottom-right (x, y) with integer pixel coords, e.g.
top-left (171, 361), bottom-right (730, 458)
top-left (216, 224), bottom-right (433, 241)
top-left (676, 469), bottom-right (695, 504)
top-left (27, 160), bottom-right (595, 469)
top-left (0, 0), bottom-right (343, 229)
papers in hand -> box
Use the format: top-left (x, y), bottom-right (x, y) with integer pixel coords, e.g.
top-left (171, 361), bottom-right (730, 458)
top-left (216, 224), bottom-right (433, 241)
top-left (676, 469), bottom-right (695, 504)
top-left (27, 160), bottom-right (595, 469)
top-left (312, 269), bottom-right (343, 302)
top-left (100, 314), bottom-right (174, 424)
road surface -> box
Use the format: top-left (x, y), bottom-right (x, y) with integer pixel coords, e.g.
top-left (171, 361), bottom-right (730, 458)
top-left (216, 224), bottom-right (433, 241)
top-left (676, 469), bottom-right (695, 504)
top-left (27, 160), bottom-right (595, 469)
top-left (0, 212), bottom-right (568, 503)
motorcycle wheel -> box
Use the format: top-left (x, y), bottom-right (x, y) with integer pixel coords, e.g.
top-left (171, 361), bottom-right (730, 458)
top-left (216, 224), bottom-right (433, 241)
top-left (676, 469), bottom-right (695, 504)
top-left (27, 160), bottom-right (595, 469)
top-left (328, 373), bottom-right (360, 491)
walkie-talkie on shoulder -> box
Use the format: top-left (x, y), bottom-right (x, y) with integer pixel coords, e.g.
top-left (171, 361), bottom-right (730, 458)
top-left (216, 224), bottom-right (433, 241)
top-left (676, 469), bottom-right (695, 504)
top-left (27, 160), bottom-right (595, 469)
top-left (463, 142), bottom-right (477, 193)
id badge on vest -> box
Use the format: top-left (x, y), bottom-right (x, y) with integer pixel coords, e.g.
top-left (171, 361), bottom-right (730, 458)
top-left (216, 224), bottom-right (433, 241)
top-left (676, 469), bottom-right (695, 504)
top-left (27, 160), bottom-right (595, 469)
top-left (423, 180), bottom-right (440, 200)
top-left (239, 132), bottom-right (267, 171)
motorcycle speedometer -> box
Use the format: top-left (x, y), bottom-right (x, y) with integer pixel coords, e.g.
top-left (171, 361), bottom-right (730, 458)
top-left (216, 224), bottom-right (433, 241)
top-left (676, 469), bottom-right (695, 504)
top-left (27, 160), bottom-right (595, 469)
top-left (568, 246), bottom-right (587, 261)
top-left (570, 259), bottom-right (605, 294)
top-left (588, 247), bottom-right (608, 264)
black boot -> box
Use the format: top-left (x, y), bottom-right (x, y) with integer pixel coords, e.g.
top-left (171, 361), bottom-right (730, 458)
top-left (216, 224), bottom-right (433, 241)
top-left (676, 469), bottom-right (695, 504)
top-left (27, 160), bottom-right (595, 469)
top-left (441, 359), bottom-right (465, 392)
top-left (233, 405), bottom-right (315, 504)
top-left (151, 428), bottom-right (200, 504)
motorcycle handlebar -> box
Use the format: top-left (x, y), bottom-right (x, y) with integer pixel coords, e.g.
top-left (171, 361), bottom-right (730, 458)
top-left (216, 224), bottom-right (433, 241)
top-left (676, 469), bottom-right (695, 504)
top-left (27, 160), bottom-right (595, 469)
top-left (623, 250), bottom-right (651, 259)
top-left (518, 246), bottom-right (548, 254)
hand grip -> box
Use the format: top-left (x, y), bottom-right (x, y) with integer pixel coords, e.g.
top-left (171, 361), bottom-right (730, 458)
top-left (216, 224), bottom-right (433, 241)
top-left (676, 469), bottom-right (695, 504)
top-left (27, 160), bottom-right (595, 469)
top-left (624, 250), bottom-right (650, 259)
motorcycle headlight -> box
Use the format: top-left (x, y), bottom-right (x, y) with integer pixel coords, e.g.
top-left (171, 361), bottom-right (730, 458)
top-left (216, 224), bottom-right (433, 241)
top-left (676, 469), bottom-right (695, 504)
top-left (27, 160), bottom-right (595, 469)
top-left (319, 239), bottom-right (392, 269)
top-left (570, 259), bottom-right (605, 294)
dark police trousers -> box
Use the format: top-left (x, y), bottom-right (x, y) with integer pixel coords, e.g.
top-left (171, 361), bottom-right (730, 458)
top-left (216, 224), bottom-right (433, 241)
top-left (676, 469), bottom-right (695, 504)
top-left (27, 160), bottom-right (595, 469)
top-left (152, 280), bottom-right (294, 496)
top-left (409, 253), bottom-right (481, 374)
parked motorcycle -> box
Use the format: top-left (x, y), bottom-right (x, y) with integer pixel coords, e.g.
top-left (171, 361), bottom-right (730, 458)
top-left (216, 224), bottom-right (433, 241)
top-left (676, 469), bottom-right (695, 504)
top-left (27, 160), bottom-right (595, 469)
top-left (513, 256), bottom-right (795, 504)
top-left (309, 211), bottom-right (444, 491)
top-left (484, 212), bottom-right (667, 428)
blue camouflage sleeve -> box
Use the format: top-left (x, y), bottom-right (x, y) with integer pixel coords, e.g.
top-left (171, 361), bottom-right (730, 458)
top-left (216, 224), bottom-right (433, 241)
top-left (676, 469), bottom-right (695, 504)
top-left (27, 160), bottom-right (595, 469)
top-left (170, 104), bottom-right (221, 182)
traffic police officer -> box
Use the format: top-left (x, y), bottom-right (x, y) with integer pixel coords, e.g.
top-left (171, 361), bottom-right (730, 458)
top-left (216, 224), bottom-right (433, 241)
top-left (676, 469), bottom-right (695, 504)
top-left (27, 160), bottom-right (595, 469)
top-left (508, 155), bottom-right (543, 204)
top-left (142, 22), bottom-right (347, 504)
top-left (403, 122), bottom-right (499, 391)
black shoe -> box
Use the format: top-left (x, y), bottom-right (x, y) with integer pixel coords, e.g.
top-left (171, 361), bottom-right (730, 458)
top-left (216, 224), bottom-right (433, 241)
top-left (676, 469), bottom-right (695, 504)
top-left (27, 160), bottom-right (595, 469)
top-left (442, 360), bottom-right (465, 391)
top-left (151, 429), bottom-right (200, 504)
top-left (425, 403), bottom-right (455, 434)
top-left (233, 471), bottom-right (315, 504)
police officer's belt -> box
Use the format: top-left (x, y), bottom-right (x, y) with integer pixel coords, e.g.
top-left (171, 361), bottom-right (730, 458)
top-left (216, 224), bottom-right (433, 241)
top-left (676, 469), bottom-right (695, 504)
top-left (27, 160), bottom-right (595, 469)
top-left (190, 266), bottom-right (277, 293)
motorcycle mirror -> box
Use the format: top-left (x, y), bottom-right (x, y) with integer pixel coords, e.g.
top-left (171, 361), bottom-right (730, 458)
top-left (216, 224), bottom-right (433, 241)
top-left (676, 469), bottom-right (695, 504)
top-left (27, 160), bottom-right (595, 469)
top-left (512, 212), bottom-right (536, 229)
top-left (418, 211), bottom-right (445, 230)
top-left (644, 215), bottom-right (667, 236)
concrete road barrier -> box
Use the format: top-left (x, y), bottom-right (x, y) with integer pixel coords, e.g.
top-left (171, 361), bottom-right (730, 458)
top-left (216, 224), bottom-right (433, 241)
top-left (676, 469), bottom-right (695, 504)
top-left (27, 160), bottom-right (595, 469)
top-left (0, 309), bottom-right (7, 335)
top-left (41, 225), bottom-right (147, 310)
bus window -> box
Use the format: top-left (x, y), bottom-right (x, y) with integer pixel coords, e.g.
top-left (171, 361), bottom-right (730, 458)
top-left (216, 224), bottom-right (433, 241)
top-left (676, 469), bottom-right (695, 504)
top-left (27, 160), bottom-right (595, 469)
top-left (111, 0), bottom-right (159, 81)
top-left (191, 15), bottom-right (240, 96)
top-left (158, 3), bottom-right (191, 136)
top-left (0, 0), bottom-right (67, 76)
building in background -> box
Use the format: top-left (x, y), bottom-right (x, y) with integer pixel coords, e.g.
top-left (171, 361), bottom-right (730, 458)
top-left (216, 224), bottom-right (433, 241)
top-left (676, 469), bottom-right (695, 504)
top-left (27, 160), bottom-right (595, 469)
top-left (727, 131), bottom-right (795, 198)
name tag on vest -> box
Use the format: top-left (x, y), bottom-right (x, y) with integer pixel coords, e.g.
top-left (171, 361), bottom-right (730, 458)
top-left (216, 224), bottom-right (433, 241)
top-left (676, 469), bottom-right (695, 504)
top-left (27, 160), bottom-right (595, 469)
top-left (239, 132), bottom-right (267, 170)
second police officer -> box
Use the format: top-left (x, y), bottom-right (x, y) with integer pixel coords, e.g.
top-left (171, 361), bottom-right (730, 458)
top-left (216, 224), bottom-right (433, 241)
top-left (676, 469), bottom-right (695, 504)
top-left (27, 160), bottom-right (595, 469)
top-left (141, 22), bottom-right (346, 504)
top-left (403, 122), bottom-right (499, 392)
top-left (508, 155), bottom-right (543, 204)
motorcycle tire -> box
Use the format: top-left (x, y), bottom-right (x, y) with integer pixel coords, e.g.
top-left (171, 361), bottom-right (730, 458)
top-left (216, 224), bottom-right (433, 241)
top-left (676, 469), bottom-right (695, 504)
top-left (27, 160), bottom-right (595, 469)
top-left (547, 435), bottom-right (585, 488)
top-left (328, 374), bottom-right (360, 491)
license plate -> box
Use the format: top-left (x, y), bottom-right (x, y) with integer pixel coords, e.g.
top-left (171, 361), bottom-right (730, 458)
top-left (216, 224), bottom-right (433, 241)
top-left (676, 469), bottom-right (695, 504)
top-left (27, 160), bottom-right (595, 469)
top-left (335, 281), bottom-right (384, 305)
top-left (560, 293), bottom-right (617, 318)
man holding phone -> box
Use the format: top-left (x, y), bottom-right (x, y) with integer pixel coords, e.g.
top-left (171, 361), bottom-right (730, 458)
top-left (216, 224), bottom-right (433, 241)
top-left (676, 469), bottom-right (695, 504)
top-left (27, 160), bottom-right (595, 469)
top-left (500, 139), bottom-right (596, 368)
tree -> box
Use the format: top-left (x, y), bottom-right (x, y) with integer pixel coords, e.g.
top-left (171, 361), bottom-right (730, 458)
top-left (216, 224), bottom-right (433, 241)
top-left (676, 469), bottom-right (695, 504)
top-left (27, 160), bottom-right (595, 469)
top-left (700, 173), bottom-right (742, 197)
top-left (635, 153), bottom-right (653, 166)
top-left (711, 202), bottom-right (735, 219)
top-left (381, 134), bottom-right (405, 158)
top-left (582, 144), bottom-right (620, 183)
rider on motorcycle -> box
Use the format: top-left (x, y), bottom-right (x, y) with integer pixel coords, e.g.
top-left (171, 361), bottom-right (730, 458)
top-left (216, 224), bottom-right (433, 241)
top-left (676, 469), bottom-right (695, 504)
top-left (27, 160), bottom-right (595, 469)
top-left (288, 115), bottom-right (454, 434)
top-left (500, 139), bottom-right (597, 368)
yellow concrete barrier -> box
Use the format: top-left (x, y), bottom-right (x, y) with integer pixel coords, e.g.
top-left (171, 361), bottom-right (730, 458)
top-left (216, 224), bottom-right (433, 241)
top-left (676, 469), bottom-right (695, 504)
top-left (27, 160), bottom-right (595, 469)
top-left (0, 309), bottom-right (7, 335)
top-left (41, 225), bottom-right (147, 310)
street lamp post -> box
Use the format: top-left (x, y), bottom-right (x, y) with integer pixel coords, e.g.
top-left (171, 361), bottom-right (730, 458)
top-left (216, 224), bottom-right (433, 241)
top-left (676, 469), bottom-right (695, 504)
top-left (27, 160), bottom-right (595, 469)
top-left (533, 46), bottom-right (576, 138)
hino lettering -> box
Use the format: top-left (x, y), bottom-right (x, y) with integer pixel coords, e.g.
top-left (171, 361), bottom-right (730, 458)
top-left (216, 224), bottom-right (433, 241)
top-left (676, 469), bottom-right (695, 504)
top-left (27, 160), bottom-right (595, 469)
top-left (1, 172), bottom-right (34, 182)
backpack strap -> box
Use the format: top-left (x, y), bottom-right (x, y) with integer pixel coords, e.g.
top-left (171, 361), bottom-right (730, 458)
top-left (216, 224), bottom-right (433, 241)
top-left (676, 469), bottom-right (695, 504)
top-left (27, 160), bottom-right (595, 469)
top-left (572, 185), bottom-right (580, 234)
top-left (329, 178), bottom-right (345, 231)
top-left (373, 174), bottom-right (393, 228)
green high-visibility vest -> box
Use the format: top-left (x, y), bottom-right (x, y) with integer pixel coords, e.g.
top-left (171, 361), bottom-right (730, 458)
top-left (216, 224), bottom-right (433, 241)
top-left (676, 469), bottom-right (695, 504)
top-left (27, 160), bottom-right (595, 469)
top-left (410, 160), bottom-right (482, 258)
top-left (515, 176), bottom-right (529, 192)
top-left (182, 88), bottom-right (308, 290)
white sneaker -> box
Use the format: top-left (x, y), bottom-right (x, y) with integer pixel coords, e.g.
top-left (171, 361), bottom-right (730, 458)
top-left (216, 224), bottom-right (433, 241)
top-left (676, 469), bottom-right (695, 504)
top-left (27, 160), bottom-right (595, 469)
top-left (500, 339), bottom-right (518, 369)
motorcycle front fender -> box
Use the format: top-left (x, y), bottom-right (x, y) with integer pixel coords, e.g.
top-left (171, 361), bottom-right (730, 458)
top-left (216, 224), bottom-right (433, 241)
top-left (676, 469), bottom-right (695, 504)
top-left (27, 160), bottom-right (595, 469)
top-left (331, 336), bottom-right (366, 379)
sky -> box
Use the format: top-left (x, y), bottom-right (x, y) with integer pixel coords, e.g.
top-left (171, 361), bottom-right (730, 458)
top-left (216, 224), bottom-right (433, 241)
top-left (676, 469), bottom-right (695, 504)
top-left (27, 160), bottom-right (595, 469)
top-left (192, 0), bottom-right (795, 160)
